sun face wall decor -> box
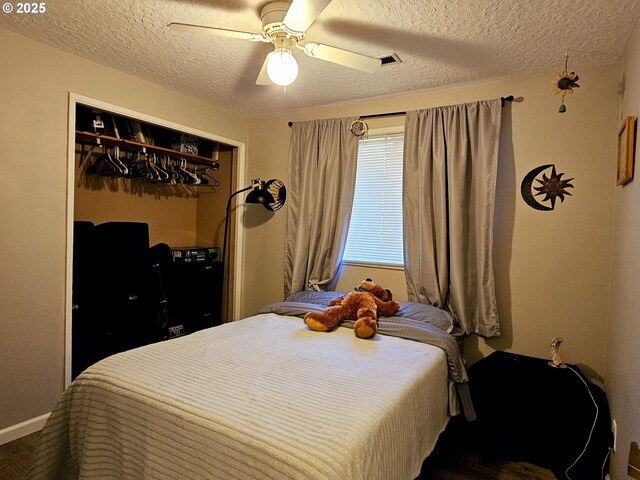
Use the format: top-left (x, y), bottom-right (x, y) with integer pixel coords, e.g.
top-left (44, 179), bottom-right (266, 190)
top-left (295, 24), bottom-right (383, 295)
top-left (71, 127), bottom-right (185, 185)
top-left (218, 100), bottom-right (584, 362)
top-left (521, 164), bottom-right (575, 211)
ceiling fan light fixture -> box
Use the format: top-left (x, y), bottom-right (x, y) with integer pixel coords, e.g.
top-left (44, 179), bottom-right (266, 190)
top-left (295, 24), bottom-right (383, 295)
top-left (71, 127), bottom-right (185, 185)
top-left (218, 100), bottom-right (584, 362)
top-left (170, 0), bottom-right (382, 88)
top-left (266, 48), bottom-right (299, 86)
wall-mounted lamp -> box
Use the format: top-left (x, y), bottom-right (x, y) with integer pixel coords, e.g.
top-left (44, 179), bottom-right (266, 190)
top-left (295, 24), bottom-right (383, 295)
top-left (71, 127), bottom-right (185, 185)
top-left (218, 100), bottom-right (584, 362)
top-left (221, 178), bottom-right (287, 273)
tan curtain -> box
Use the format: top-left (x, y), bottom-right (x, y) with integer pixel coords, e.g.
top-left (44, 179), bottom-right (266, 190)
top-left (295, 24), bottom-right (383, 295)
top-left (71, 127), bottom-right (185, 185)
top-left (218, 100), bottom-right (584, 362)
top-left (284, 117), bottom-right (358, 297)
top-left (403, 99), bottom-right (502, 337)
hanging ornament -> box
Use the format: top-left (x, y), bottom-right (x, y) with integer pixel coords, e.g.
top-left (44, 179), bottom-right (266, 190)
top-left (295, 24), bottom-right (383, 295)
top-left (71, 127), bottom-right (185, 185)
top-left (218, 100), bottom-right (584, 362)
top-left (350, 119), bottom-right (369, 138)
top-left (553, 53), bottom-right (580, 113)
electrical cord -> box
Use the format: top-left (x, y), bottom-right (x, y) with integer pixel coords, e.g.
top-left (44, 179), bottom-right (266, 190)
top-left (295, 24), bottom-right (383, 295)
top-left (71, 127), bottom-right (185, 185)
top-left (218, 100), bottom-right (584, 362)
top-left (564, 365), bottom-right (603, 480)
top-left (601, 445), bottom-right (612, 480)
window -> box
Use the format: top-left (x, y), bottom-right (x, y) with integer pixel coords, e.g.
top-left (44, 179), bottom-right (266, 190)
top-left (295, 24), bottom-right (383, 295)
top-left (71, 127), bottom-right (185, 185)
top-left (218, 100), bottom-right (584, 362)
top-left (343, 129), bottom-right (404, 267)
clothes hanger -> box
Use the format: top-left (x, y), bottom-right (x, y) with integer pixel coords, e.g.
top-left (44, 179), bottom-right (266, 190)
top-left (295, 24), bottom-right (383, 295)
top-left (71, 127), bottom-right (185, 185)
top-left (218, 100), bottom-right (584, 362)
top-left (98, 146), bottom-right (118, 176)
top-left (112, 146), bottom-right (129, 177)
top-left (145, 154), bottom-right (162, 182)
top-left (176, 158), bottom-right (196, 184)
top-left (194, 165), bottom-right (221, 187)
top-left (133, 151), bottom-right (149, 179)
top-left (84, 143), bottom-right (221, 187)
top-left (85, 144), bottom-right (106, 175)
top-left (154, 155), bottom-right (170, 182)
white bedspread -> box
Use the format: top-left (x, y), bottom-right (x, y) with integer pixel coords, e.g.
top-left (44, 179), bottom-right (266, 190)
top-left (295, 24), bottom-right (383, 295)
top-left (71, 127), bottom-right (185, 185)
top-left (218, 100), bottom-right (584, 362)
top-left (28, 313), bottom-right (450, 480)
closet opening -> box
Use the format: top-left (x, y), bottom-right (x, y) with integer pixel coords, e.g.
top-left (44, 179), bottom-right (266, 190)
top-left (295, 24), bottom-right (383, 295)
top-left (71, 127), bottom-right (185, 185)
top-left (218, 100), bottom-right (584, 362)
top-left (65, 93), bottom-right (247, 386)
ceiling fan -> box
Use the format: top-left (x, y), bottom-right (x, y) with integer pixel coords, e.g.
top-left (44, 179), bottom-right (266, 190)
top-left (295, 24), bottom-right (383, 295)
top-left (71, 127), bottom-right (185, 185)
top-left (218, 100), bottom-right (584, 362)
top-left (168, 0), bottom-right (382, 87)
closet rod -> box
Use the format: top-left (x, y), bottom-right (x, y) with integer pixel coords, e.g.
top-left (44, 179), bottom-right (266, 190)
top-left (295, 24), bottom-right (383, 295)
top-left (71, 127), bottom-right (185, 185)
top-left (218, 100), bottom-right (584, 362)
top-left (75, 131), bottom-right (219, 167)
top-left (287, 95), bottom-right (515, 127)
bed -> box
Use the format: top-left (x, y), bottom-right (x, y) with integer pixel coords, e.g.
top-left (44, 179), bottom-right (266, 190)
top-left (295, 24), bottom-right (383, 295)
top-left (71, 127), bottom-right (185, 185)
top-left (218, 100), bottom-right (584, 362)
top-left (27, 292), bottom-right (472, 480)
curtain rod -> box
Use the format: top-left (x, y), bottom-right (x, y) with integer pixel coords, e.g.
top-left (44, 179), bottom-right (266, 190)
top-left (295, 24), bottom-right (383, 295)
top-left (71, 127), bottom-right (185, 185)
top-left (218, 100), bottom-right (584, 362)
top-left (287, 95), bottom-right (515, 127)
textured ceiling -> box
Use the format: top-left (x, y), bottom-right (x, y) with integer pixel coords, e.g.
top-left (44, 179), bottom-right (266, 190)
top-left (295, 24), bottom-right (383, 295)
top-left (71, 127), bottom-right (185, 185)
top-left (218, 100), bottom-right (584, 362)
top-left (2, 0), bottom-right (639, 118)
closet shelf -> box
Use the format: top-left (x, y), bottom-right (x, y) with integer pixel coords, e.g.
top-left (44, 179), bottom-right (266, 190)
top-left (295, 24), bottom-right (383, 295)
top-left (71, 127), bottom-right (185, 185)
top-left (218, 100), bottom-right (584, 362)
top-left (75, 131), bottom-right (219, 166)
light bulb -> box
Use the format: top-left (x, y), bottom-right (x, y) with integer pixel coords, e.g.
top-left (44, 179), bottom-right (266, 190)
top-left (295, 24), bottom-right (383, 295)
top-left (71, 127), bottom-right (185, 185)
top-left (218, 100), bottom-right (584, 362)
top-left (266, 48), bottom-right (298, 86)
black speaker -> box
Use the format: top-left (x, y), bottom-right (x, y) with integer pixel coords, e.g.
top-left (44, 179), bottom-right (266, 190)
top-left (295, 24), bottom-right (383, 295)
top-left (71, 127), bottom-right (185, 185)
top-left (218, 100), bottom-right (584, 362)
top-left (169, 247), bottom-right (223, 334)
top-left (93, 222), bottom-right (150, 303)
top-left (72, 222), bottom-right (154, 379)
top-left (92, 222), bottom-right (152, 351)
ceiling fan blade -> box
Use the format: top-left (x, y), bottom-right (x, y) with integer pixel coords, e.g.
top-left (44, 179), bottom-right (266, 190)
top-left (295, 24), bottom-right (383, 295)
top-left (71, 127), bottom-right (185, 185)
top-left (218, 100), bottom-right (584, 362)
top-left (301, 42), bottom-right (381, 73)
top-left (255, 53), bottom-right (272, 85)
top-left (168, 22), bottom-right (266, 42)
top-left (282, 0), bottom-right (332, 36)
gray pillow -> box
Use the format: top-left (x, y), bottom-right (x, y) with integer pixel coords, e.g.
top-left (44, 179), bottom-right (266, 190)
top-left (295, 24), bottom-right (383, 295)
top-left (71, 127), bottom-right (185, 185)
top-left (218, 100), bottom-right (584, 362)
top-left (397, 302), bottom-right (454, 333)
top-left (285, 290), bottom-right (346, 306)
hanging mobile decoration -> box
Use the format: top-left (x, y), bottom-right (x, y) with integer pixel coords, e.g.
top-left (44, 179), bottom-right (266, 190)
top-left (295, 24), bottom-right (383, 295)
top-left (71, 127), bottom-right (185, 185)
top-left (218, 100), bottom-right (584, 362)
top-left (350, 118), bottom-right (369, 138)
top-left (553, 53), bottom-right (580, 113)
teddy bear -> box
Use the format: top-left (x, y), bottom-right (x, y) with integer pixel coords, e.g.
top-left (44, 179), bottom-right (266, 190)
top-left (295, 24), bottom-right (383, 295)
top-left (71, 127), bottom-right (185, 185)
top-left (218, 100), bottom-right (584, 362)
top-left (303, 278), bottom-right (400, 339)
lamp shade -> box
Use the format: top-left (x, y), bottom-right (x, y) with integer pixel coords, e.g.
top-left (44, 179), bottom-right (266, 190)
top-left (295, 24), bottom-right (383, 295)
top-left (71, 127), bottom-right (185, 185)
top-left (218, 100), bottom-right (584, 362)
top-left (245, 187), bottom-right (275, 205)
top-left (266, 48), bottom-right (299, 86)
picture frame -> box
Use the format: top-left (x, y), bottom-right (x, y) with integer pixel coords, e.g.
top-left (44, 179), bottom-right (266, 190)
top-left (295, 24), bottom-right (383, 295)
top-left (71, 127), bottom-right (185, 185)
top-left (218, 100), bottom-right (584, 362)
top-left (617, 115), bottom-right (636, 186)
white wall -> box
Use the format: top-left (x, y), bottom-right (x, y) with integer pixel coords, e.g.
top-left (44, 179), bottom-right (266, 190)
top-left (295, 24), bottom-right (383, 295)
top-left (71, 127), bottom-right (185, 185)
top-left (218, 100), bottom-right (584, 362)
top-left (246, 64), bottom-right (621, 382)
top-left (605, 17), bottom-right (640, 480)
top-left (0, 27), bottom-right (247, 431)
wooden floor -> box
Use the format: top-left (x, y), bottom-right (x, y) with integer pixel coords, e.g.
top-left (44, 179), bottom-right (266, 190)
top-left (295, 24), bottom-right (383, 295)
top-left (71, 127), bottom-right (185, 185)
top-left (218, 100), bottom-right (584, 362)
top-left (417, 419), bottom-right (557, 479)
top-left (1, 424), bottom-right (556, 480)
top-left (0, 432), bottom-right (40, 480)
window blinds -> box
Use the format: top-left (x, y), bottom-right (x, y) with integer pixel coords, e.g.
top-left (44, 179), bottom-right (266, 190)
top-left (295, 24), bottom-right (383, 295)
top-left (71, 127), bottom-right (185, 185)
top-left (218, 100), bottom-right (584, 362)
top-left (343, 132), bottom-right (404, 266)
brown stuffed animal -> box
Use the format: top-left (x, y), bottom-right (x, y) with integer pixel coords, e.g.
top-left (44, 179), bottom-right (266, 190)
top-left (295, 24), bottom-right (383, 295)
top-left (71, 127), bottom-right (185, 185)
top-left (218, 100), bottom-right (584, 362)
top-left (304, 278), bottom-right (400, 339)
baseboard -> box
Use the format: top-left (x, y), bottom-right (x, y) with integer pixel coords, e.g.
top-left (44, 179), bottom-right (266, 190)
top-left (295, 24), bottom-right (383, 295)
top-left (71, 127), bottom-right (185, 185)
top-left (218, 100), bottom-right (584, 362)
top-left (0, 413), bottom-right (50, 446)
